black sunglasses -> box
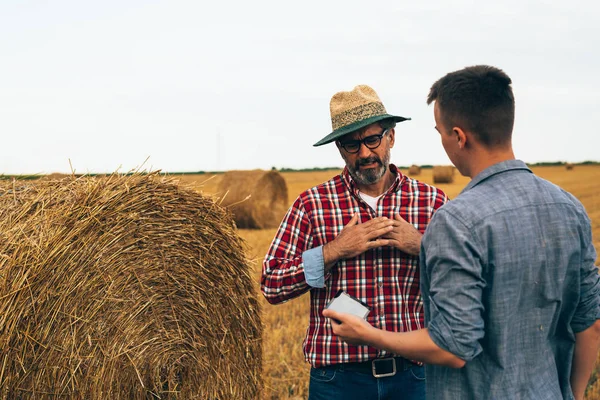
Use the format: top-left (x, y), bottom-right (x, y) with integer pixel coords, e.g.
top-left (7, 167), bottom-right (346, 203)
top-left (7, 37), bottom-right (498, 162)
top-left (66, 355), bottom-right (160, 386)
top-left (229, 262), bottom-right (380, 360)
top-left (338, 129), bottom-right (389, 154)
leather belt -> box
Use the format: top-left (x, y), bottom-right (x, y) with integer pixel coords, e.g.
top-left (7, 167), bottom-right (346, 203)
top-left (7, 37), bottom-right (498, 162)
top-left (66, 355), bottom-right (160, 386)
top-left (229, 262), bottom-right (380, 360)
top-left (340, 357), bottom-right (412, 378)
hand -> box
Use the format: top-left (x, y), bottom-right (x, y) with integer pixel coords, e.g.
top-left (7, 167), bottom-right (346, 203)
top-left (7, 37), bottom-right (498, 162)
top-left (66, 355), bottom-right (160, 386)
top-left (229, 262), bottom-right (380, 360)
top-left (381, 214), bottom-right (422, 256)
top-left (323, 214), bottom-right (394, 270)
top-left (322, 309), bottom-right (377, 346)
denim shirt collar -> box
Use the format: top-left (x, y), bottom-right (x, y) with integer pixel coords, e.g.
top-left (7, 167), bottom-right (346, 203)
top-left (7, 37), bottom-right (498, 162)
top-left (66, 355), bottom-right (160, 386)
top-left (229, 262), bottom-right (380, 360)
top-left (461, 159), bottom-right (532, 195)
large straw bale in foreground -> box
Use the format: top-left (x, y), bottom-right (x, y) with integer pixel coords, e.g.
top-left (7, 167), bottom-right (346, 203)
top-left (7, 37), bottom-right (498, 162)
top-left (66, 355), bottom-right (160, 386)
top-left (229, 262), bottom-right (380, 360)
top-left (0, 174), bottom-right (262, 399)
top-left (433, 165), bottom-right (455, 183)
top-left (218, 170), bottom-right (288, 229)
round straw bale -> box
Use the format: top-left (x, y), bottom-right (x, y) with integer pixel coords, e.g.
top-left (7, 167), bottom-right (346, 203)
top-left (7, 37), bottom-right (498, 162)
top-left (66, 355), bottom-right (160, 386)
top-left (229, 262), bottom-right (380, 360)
top-left (40, 172), bottom-right (72, 180)
top-left (432, 165), bottom-right (455, 183)
top-left (565, 163), bottom-right (574, 170)
top-left (0, 173), bottom-right (262, 399)
top-left (407, 165), bottom-right (421, 175)
top-left (218, 170), bottom-right (288, 229)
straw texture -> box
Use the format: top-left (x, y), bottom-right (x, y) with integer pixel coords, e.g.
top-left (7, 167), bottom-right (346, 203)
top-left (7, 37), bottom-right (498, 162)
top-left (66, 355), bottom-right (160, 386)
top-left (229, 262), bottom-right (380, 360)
top-left (0, 173), bottom-right (262, 399)
top-left (218, 170), bottom-right (288, 229)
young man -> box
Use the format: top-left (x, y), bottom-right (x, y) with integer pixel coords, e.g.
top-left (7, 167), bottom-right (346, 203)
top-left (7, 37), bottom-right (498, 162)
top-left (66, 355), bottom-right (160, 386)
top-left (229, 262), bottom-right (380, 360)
top-left (324, 66), bottom-right (600, 399)
top-left (261, 85), bottom-right (447, 400)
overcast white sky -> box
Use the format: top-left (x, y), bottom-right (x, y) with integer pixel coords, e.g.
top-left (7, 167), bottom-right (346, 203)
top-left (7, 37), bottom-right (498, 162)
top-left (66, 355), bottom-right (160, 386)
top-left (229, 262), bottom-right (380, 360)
top-left (1, 0), bottom-right (599, 174)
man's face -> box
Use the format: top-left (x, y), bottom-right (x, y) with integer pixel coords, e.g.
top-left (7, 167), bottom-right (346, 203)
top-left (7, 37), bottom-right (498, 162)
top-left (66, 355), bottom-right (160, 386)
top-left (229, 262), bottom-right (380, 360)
top-left (337, 122), bottom-right (395, 186)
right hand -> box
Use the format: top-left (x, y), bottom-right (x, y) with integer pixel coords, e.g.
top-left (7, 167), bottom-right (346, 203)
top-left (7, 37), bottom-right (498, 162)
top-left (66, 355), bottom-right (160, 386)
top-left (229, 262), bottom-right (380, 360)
top-left (322, 308), bottom-right (377, 346)
top-left (323, 214), bottom-right (394, 270)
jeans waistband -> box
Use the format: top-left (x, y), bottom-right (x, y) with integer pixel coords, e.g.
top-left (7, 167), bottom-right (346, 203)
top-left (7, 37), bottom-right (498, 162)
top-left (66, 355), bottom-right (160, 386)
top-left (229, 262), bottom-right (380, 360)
top-left (321, 356), bottom-right (414, 375)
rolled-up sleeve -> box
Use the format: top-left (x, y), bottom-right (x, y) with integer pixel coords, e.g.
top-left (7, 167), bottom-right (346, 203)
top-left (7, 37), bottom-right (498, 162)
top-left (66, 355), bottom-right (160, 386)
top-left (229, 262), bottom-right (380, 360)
top-left (421, 210), bottom-right (485, 361)
top-left (571, 211), bottom-right (600, 332)
top-left (303, 246), bottom-right (325, 288)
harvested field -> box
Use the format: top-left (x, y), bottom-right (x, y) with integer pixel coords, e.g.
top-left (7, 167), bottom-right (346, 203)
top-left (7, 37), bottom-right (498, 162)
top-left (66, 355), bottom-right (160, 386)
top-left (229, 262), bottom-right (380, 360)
top-left (0, 173), bottom-right (262, 399)
top-left (189, 164), bottom-right (600, 399)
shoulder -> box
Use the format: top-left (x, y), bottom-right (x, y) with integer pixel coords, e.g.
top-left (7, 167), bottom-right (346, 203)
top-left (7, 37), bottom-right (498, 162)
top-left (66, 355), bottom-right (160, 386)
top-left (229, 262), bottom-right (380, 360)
top-left (400, 175), bottom-right (448, 204)
top-left (533, 175), bottom-right (590, 221)
top-left (439, 171), bottom-right (588, 226)
top-left (299, 173), bottom-right (343, 197)
top-left (500, 170), bottom-right (588, 218)
top-left (295, 173), bottom-right (346, 208)
top-left (422, 204), bottom-right (475, 253)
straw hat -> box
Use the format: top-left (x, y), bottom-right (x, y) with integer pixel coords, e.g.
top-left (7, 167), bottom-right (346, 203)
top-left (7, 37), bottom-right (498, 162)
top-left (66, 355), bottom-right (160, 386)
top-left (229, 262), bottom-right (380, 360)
top-left (313, 84), bottom-right (410, 146)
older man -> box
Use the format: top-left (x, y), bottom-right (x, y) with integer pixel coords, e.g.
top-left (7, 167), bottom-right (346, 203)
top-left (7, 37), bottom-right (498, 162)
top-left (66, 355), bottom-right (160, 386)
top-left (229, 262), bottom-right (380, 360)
top-left (261, 85), bottom-right (447, 400)
top-left (324, 66), bottom-right (600, 400)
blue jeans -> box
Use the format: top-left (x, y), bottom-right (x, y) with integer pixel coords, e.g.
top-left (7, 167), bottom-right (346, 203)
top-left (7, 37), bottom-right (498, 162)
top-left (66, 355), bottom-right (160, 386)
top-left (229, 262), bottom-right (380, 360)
top-left (308, 360), bottom-right (425, 400)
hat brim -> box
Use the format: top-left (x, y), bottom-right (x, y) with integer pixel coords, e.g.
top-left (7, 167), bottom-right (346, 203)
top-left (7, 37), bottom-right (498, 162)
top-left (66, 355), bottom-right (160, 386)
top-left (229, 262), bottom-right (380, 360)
top-left (313, 114), bottom-right (410, 147)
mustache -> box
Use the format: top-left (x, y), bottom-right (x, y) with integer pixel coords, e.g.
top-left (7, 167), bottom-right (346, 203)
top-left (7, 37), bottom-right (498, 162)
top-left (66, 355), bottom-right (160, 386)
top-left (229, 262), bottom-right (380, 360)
top-left (355, 156), bottom-right (382, 169)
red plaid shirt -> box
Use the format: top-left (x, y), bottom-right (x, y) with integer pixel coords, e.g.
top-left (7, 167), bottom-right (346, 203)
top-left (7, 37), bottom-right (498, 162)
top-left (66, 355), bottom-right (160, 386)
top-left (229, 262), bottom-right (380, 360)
top-left (261, 164), bottom-right (447, 368)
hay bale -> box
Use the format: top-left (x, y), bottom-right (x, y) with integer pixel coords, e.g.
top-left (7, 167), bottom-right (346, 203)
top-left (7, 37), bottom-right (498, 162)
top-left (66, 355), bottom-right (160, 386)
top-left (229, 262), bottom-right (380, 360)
top-left (40, 172), bottom-right (73, 180)
top-left (566, 163), bottom-right (574, 170)
top-left (408, 165), bottom-right (421, 175)
top-left (218, 170), bottom-right (288, 229)
top-left (0, 173), bottom-right (262, 399)
top-left (433, 166), bottom-right (454, 183)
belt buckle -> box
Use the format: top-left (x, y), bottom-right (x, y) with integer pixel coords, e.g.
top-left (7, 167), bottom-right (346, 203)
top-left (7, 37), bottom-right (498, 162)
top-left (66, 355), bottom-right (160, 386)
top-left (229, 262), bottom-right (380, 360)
top-left (371, 358), bottom-right (396, 378)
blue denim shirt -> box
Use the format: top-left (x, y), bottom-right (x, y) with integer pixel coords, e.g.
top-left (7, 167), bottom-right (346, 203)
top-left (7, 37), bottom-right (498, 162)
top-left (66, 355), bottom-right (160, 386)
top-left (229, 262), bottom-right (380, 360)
top-left (421, 160), bottom-right (600, 399)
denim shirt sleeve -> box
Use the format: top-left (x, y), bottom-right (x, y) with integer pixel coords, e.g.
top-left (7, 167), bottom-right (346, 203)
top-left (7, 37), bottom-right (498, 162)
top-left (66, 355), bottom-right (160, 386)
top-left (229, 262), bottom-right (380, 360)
top-left (571, 210), bottom-right (600, 332)
top-left (422, 209), bottom-right (485, 361)
top-left (303, 246), bottom-right (325, 288)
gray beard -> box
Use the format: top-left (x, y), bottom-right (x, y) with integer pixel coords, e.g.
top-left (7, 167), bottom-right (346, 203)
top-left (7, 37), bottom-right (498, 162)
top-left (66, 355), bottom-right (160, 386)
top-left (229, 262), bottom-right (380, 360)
top-left (343, 150), bottom-right (390, 186)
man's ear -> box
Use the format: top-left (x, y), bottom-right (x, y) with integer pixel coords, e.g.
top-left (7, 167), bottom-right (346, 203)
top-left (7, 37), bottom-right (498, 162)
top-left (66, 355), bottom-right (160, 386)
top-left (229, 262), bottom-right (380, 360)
top-left (335, 140), bottom-right (345, 156)
top-left (388, 128), bottom-right (395, 148)
top-left (452, 127), bottom-right (467, 149)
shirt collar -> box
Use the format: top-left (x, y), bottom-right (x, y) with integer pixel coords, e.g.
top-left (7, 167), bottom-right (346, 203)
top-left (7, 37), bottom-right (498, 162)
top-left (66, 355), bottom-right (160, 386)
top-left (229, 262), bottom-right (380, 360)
top-left (342, 163), bottom-right (405, 196)
top-left (461, 159), bottom-right (532, 194)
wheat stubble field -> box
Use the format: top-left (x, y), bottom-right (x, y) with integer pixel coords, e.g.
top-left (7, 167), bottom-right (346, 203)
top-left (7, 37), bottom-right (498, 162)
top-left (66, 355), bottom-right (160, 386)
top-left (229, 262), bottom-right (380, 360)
top-left (181, 164), bottom-right (600, 400)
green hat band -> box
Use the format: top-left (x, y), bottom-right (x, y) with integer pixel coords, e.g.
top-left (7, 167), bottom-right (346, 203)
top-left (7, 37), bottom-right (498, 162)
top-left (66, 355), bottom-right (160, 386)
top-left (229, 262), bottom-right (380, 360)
top-left (331, 102), bottom-right (387, 131)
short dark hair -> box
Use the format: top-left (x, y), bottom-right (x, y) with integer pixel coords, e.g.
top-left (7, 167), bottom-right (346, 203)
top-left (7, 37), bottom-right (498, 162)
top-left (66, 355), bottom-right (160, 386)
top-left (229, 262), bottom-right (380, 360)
top-left (427, 65), bottom-right (515, 147)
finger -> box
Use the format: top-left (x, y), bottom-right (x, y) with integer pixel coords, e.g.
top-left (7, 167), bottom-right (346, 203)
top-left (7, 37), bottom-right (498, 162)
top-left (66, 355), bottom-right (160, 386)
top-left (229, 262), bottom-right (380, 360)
top-left (378, 238), bottom-right (400, 249)
top-left (323, 309), bottom-right (340, 320)
top-left (361, 220), bottom-right (394, 234)
top-left (365, 225), bottom-right (394, 240)
top-left (361, 216), bottom-right (390, 227)
top-left (324, 309), bottom-right (350, 326)
top-left (328, 318), bottom-right (341, 331)
top-left (394, 214), bottom-right (407, 222)
top-left (345, 213), bottom-right (359, 227)
top-left (366, 239), bottom-right (391, 249)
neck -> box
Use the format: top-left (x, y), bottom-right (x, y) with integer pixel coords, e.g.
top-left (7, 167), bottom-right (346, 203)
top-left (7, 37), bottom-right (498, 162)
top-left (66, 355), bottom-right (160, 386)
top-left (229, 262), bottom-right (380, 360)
top-left (465, 146), bottom-right (516, 178)
top-left (355, 168), bottom-right (395, 197)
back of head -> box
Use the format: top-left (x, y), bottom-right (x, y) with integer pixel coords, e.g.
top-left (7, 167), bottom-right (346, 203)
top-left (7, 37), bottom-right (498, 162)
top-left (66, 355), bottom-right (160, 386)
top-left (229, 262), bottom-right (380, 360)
top-left (427, 65), bottom-right (515, 148)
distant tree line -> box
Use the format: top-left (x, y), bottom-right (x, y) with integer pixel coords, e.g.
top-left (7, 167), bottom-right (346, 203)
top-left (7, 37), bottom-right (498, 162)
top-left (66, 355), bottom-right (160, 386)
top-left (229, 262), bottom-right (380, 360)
top-left (1, 161), bottom-right (598, 180)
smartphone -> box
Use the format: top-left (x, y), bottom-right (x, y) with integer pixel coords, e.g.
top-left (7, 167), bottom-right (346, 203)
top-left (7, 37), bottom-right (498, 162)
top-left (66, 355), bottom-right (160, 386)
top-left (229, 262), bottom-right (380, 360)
top-left (325, 290), bottom-right (371, 320)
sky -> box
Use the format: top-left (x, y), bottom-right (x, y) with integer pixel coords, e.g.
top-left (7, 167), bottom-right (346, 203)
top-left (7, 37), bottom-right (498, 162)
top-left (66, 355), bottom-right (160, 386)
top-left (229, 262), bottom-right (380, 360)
top-left (1, 0), bottom-right (599, 174)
